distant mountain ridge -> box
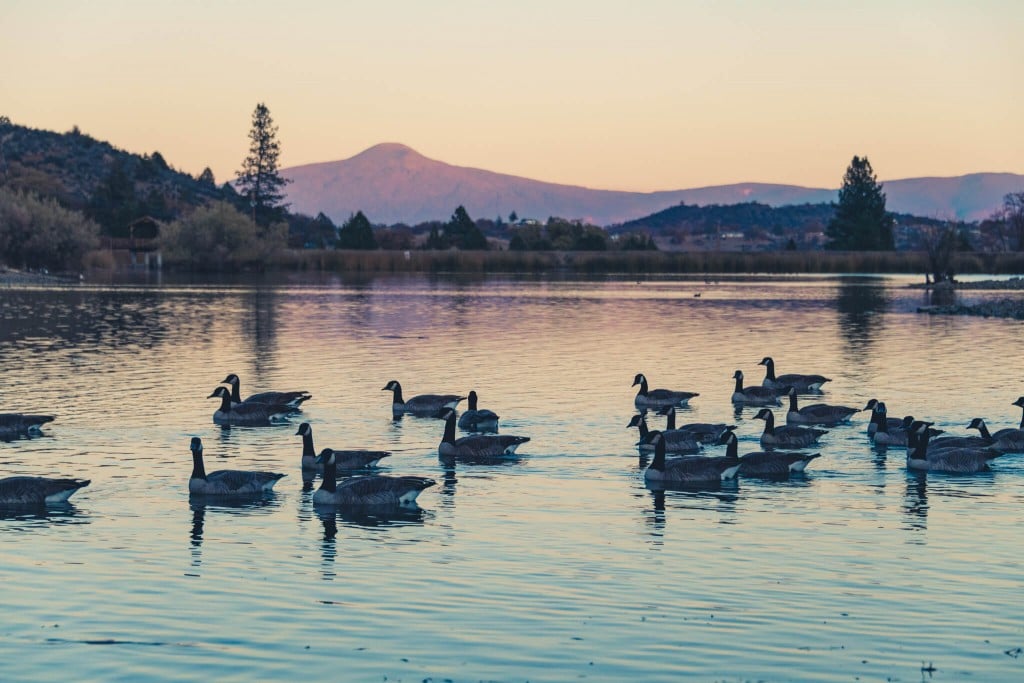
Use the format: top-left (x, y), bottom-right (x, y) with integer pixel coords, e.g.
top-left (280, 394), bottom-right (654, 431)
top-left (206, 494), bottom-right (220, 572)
top-left (282, 144), bottom-right (1024, 226)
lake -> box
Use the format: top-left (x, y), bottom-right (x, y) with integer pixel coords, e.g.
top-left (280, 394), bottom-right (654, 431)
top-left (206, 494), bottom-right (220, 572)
top-left (1, 273), bottom-right (1022, 682)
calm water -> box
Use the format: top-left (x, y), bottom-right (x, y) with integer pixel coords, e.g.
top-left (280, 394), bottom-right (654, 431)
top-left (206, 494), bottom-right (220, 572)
top-left (1, 274), bottom-right (1023, 682)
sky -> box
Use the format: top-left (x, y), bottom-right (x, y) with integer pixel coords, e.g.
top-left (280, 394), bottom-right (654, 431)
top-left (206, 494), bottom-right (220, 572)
top-left (3, 0), bottom-right (1022, 192)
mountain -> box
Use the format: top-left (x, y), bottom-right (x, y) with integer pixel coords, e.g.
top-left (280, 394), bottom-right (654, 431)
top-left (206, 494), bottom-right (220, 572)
top-left (282, 144), bottom-right (1024, 226)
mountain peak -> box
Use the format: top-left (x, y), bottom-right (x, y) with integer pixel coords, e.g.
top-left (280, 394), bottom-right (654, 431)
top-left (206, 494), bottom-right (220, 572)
top-left (357, 142), bottom-right (420, 158)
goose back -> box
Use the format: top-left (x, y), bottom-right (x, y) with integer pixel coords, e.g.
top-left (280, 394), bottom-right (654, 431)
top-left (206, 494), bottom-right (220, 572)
top-left (457, 390), bottom-right (500, 432)
top-left (221, 373), bottom-right (311, 409)
top-left (754, 408), bottom-right (827, 448)
top-left (313, 449), bottom-right (434, 505)
top-left (189, 437), bottom-right (285, 495)
top-left (719, 431), bottom-right (820, 476)
top-left (633, 373), bottom-right (699, 409)
top-left (438, 409), bottom-right (528, 458)
top-left (758, 357), bottom-right (830, 392)
top-left (383, 380), bottom-right (465, 416)
top-left (208, 387), bottom-right (291, 426)
top-left (785, 389), bottom-right (859, 425)
top-left (296, 424), bottom-right (390, 471)
top-left (644, 431), bottom-right (739, 484)
top-left (0, 476), bottom-right (89, 505)
top-left (731, 371), bottom-right (780, 406)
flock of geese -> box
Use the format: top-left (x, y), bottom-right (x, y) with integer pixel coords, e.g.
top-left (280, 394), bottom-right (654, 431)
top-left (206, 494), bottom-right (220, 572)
top-left (3, 359), bottom-right (1024, 508)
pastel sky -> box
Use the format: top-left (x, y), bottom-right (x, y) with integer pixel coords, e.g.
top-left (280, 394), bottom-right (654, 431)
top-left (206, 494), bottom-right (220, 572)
top-left (3, 0), bottom-right (1021, 191)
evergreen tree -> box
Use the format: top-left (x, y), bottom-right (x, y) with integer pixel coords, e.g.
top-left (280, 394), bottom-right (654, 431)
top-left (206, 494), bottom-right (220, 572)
top-left (197, 167), bottom-right (216, 186)
top-left (235, 103), bottom-right (290, 225)
top-left (446, 205), bottom-right (488, 249)
top-left (826, 156), bottom-right (894, 250)
top-left (337, 210), bottom-right (378, 249)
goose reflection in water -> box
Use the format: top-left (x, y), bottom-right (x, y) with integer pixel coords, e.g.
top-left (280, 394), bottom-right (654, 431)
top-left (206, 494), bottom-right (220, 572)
top-left (903, 473), bottom-right (929, 534)
top-left (0, 502), bottom-right (89, 527)
top-left (187, 496), bottom-right (282, 570)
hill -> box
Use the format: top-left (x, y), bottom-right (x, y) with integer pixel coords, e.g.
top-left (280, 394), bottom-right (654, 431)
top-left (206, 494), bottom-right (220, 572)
top-left (282, 144), bottom-right (1024, 226)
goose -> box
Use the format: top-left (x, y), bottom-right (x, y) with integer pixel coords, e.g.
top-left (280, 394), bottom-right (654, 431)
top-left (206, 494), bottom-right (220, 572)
top-left (295, 423), bottom-right (390, 471)
top-left (312, 449), bottom-right (435, 506)
top-left (627, 413), bottom-right (701, 454)
top-left (221, 373), bottom-right (311, 410)
top-left (0, 475), bottom-right (89, 505)
top-left (1013, 397), bottom-right (1024, 429)
top-left (657, 406), bottom-right (732, 444)
top-left (731, 370), bottom-right (781, 406)
top-left (871, 407), bottom-right (915, 446)
top-left (906, 422), bottom-right (1004, 473)
top-left (719, 430), bottom-right (821, 476)
top-left (0, 413), bottom-right (55, 438)
top-left (754, 408), bottom-right (827, 448)
top-left (644, 431), bottom-right (740, 484)
top-left (208, 386), bottom-right (292, 426)
top-left (437, 408), bottom-right (529, 458)
top-left (964, 417), bottom-right (1024, 452)
top-left (758, 356), bottom-right (830, 392)
top-left (382, 380), bottom-right (465, 416)
top-left (188, 437), bottom-right (285, 495)
top-left (632, 373), bottom-right (699, 410)
top-left (926, 418), bottom-right (994, 451)
top-left (457, 390), bottom-right (500, 432)
top-left (863, 399), bottom-right (907, 437)
top-left (785, 387), bottom-right (859, 425)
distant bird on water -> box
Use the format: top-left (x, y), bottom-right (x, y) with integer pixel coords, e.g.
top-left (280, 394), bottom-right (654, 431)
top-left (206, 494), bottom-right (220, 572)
top-left (188, 437), bottom-right (285, 496)
top-left (382, 380), bottom-right (465, 417)
top-left (632, 373), bottom-right (698, 410)
top-left (220, 373), bottom-right (311, 410)
top-left (0, 475), bottom-right (89, 505)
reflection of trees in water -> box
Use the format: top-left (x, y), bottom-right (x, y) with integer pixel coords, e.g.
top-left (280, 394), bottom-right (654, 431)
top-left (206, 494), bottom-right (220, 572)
top-left (242, 289), bottom-right (278, 377)
top-left (835, 278), bottom-right (889, 354)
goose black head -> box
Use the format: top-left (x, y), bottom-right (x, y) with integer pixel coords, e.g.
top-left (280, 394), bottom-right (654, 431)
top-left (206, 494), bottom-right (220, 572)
top-left (626, 414), bottom-right (646, 429)
top-left (863, 398), bottom-right (879, 411)
top-left (190, 437), bottom-right (203, 453)
top-left (901, 415), bottom-right (915, 429)
top-left (758, 356), bottom-right (773, 367)
top-left (207, 386), bottom-right (230, 400)
top-left (438, 408), bottom-right (457, 422)
top-left (632, 373), bottom-right (646, 387)
top-left (1013, 397), bottom-right (1024, 408)
top-left (753, 408), bottom-right (772, 421)
top-left (220, 373), bottom-right (240, 385)
top-left (733, 370), bottom-right (744, 380)
top-left (382, 380), bottom-right (401, 392)
top-left (876, 401), bottom-right (888, 414)
top-left (296, 422), bottom-right (312, 436)
top-left (966, 417), bottom-right (986, 430)
top-left (315, 448), bottom-right (335, 466)
top-left (717, 430), bottom-right (737, 446)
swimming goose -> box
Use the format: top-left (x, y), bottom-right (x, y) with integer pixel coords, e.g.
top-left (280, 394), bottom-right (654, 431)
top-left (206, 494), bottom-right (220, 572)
top-left (188, 437), bottom-right (285, 495)
top-left (871, 406), bottom-right (915, 446)
top-left (926, 418), bottom-right (994, 451)
top-left (221, 373), bottom-right (311, 410)
top-left (312, 449), bottom-right (435, 506)
top-left (0, 475), bottom-right (89, 505)
top-left (731, 370), bottom-right (781, 406)
top-left (785, 387), bottom-right (859, 425)
top-left (758, 356), bottom-right (830, 392)
top-left (719, 430), bottom-right (821, 476)
top-left (754, 408), bottom-right (827, 448)
top-left (907, 422), bottom-right (1004, 473)
top-left (657, 405), bottom-right (732, 444)
top-left (437, 408), bottom-right (529, 458)
top-left (457, 390), bottom-right (500, 432)
top-left (295, 423), bottom-right (391, 471)
top-left (627, 413), bottom-right (702, 455)
top-left (382, 380), bottom-right (465, 416)
top-left (632, 373), bottom-right (699, 410)
top-left (863, 399), bottom-right (907, 437)
top-left (644, 431), bottom-right (740, 484)
top-left (968, 409), bottom-right (1024, 453)
top-left (208, 386), bottom-right (292, 426)
top-left (0, 413), bottom-right (55, 440)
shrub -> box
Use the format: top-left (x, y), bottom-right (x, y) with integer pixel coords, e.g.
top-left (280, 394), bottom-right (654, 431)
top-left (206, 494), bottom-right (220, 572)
top-left (160, 201), bottom-right (286, 270)
top-left (0, 187), bottom-right (100, 270)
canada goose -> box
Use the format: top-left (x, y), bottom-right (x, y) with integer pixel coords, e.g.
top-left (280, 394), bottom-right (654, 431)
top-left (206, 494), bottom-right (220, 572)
top-left (731, 370), bottom-right (781, 406)
top-left (1013, 397), bottom-right (1024, 429)
top-left (927, 418), bottom-right (994, 451)
top-left (208, 386), bottom-right (292, 426)
top-left (719, 430), bottom-right (821, 476)
top-left (754, 408), bottom-right (827, 448)
top-left (632, 373), bottom-right (698, 409)
top-left (863, 399), bottom-right (907, 437)
top-left (437, 408), bottom-right (529, 458)
top-left (907, 422), bottom-right (1004, 473)
top-left (188, 437), bottom-right (285, 495)
top-left (627, 413), bottom-right (701, 454)
top-left (0, 413), bottom-right (55, 438)
top-left (382, 380), bottom-right (464, 416)
top-left (758, 356), bottom-right (830, 392)
top-left (644, 431), bottom-right (740, 484)
top-left (871, 405), bottom-right (915, 446)
top-left (313, 449), bottom-right (435, 506)
top-left (221, 373), bottom-right (311, 409)
top-left (785, 387), bottom-right (859, 425)
top-left (0, 475), bottom-right (89, 505)
top-left (295, 423), bottom-right (390, 471)
top-left (657, 406), bottom-right (732, 444)
top-left (457, 390), bottom-right (500, 432)
top-left (969, 409), bottom-right (1024, 453)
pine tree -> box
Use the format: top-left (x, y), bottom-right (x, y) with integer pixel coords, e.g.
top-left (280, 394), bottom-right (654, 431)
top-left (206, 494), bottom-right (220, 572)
top-left (337, 211), bottom-right (378, 249)
top-left (826, 156), bottom-right (894, 250)
top-left (235, 103), bottom-right (290, 225)
top-left (446, 205), bottom-right (488, 250)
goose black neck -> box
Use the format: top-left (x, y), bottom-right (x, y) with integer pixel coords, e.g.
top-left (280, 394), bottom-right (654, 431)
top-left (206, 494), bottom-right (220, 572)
top-left (912, 430), bottom-right (931, 458)
top-left (442, 414), bottom-right (456, 444)
top-left (229, 381), bottom-right (242, 403)
top-left (301, 431), bottom-right (315, 457)
top-left (636, 416), bottom-right (649, 439)
top-left (216, 391), bottom-right (232, 412)
top-left (976, 421), bottom-right (992, 439)
top-left (664, 408), bottom-right (676, 430)
top-left (637, 378), bottom-right (649, 397)
top-left (788, 392), bottom-right (799, 412)
top-left (191, 450), bottom-right (207, 480)
top-left (1019, 407), bottom-right (1024, 430)
top-left (468, 393), bottom-right (478, 410)
top-left (650, 438), bottom-right (666, 471)
top-left (761, 412), bottom-right (775, 435)
top-left (734, 375), bottom-right (744, 392)
top-left (391, 384), bottom-right (404, 405)
top-left (763, 359), bottom-right (776, 381)
top-left (724, 434), bottom-right (738, 460)
top-left (875, 410), bottom-right (889, 434)
top-left (319, 456), bottom-right (337, 492)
